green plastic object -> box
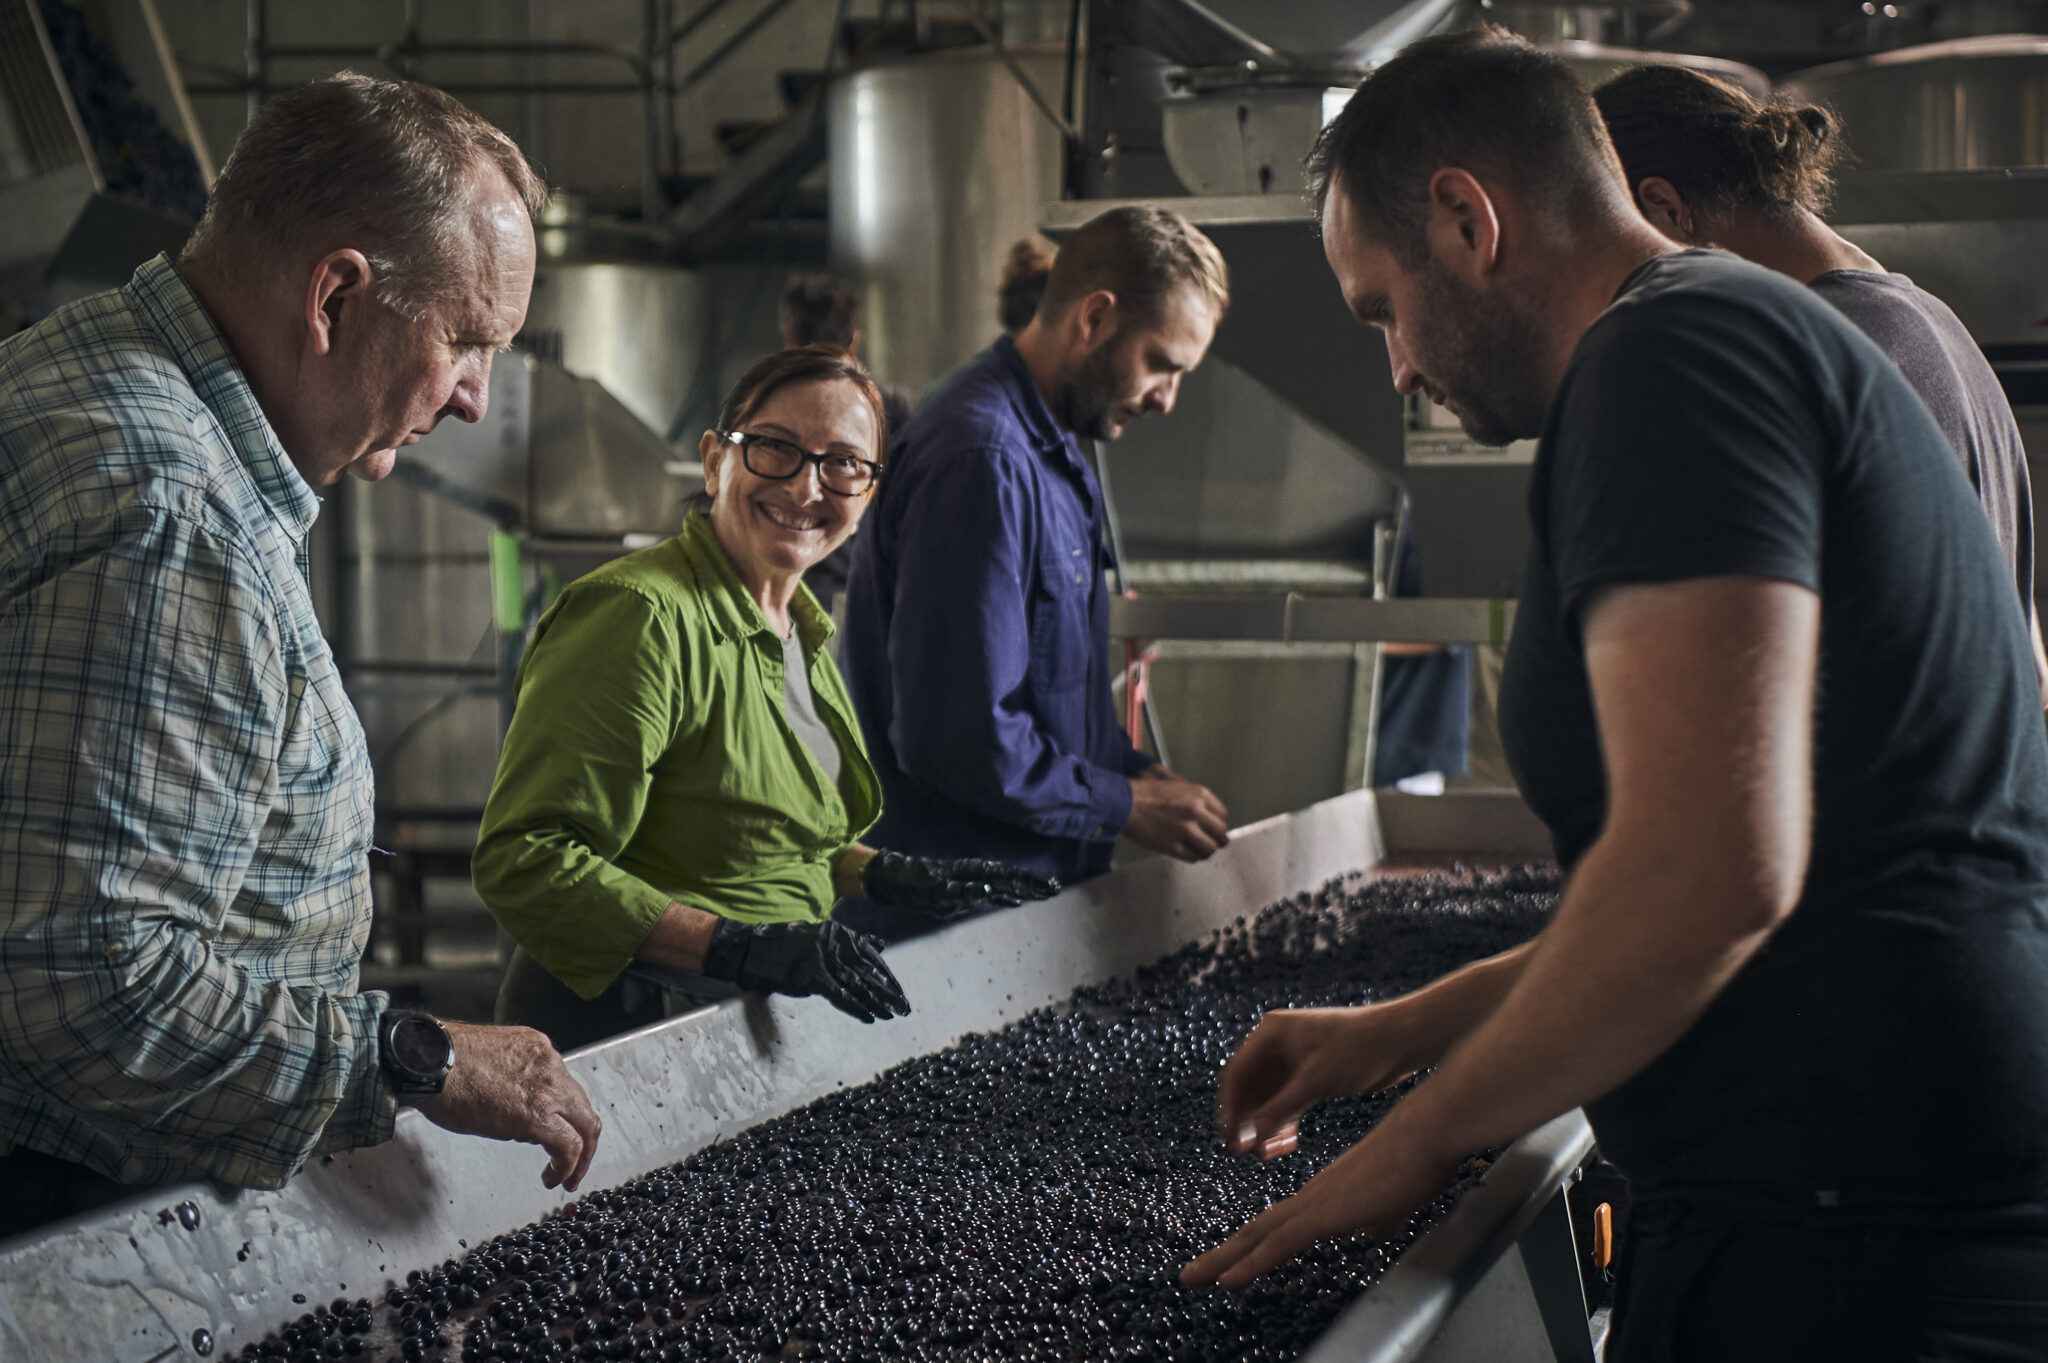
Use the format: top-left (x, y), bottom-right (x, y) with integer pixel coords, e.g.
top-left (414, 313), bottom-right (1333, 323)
top-left (489, 530), bottom-right (525, 635)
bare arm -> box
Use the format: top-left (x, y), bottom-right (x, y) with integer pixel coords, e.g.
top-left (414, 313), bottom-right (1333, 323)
top-left (628, 844), bottom-right (886, 975)
top-left (834, 844), bottom-right (879, 900)
top-left (633, 902), bottom-right (724, 973)
top-left (1187, 575), bottom-right (1818, 1286)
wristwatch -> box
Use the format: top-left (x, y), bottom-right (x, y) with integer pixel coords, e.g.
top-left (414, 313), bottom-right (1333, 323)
top-left (377, 1009), bottom-right (455, 1098)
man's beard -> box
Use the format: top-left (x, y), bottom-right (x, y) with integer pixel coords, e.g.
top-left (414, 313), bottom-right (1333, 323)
top-left (1058, 340), bottom-right (1133, 441)
top-left (1409, 261), bottom-right (1549, 448)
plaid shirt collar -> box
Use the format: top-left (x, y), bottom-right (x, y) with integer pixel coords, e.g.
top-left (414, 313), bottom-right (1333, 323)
top-left (127, 254), bottom-right (322, 541)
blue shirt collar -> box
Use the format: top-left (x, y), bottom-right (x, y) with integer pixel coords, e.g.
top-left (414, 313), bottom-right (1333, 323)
top-left (989, 334), bottom-right (1072, 456)
top-left (127, 254), bottom-right (322, 540)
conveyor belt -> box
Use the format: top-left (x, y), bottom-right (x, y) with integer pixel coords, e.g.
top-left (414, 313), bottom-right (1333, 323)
top-left (0, 790), bottom-right (1590, 1363)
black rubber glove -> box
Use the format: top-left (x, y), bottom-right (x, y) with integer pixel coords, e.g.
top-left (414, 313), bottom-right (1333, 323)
top-left (860, 850), bottom-right (1062, 917)
top-left (698, 918), bottom-right (910, 1024)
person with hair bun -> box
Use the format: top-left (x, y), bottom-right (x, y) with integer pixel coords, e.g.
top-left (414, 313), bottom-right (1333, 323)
top-left (1595, 64), bottom-right (2047, 700)
top-left (776, 273), bottom-right (913, 610)
top-left (474, 347), bottom-right (1058, 1051)
top-left (997, 237), bottom-right (1056, 335)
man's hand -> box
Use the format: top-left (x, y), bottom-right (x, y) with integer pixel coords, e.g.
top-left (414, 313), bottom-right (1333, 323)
top-left (1219, 945), bottom-right (1541, 1159)
top-left (1182, 1125), bottom-right (1456, 1289)
top-left (860, 849), bottom-right (1061, 917)
top-left (699, 918), bottom-right (912, 1023)
top-left (415, 1021), bottom-right (601, 1192)
top-left (1123, 766), bottom-right (1229, 862)
top-left (1217, 1006), bottom-right (1426, 1160)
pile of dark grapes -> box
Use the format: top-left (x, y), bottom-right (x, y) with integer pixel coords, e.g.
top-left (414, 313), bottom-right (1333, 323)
top-left (226, 867), bottom-right (1559, 1363)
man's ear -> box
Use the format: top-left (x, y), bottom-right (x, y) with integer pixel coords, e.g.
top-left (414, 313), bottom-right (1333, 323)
top-left (1634, 176), bottom-right (1697, 243)
top-left (1071, 289), bottom-right (1119, 349)
top-left (303, 249), bottom-right (375, 356)
top-left (1424, 168), bottom-right (1504, 284)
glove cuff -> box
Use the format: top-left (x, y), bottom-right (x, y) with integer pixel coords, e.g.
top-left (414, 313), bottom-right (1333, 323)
top-left (699, 917), bottom-right (752, 983)
top-left (859, 850), bottom-right (907, 900)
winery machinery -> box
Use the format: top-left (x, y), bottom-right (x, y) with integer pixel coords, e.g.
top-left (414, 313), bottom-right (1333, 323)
top-left (0, 789), bottom-right (1603, 1363)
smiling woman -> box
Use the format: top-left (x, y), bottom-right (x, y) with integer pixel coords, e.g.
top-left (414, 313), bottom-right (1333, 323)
top-left (472, 347), bottom-right (1060, 1053)
top-left (697, 346), bottom-right (889, 620)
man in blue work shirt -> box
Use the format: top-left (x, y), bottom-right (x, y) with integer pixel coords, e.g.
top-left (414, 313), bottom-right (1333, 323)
top-left (840, 206), bottom-right (1232, 940)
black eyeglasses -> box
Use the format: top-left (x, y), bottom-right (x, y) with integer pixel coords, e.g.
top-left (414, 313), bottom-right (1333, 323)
top-left (720, 430), bottom-right (880, 496)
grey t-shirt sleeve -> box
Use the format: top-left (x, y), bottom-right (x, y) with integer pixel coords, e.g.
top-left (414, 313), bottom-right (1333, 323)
top-left (1809, 269), bottom-right (2036, 626)
top-left (781, 631), bottom-right (844, 787)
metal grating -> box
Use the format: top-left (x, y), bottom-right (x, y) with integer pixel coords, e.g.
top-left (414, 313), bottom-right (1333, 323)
top-left (0, 0), bottom-right (87, 181)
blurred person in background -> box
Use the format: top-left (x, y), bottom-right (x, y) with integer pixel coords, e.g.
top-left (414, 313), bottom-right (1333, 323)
top-left (475, 347), bottom-right (1056, 1053)
top-left (1371, 510), bottom-right (1470, 794)
top-left (1595, 64), bottom-right (2047, 702)
top-left (779, 274), bottom-right (914, 611)
top-left (997, 237), bottom-right (1057, 336)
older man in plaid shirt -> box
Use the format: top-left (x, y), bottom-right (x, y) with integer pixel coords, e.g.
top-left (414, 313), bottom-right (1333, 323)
top-left (0, 74), bottom-right (600, 1234)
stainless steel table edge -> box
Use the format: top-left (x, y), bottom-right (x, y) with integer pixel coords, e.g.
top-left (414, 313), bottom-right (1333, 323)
top-left (1300, 1109), bottom-right (1596, 1363)
top-left (1, 792), bottom-right (1382, 1359)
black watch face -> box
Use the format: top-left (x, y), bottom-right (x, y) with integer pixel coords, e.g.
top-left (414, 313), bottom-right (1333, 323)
top-left (390, 1015), bottom-right (451, 1077)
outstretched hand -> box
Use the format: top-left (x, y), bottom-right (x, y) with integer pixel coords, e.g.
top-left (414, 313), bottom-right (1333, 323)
top-left (861, 849), bottom-right (1061, 916)
top-left (1181, 1128), bottom-right (1456, 1289)
top-left (1123, 767), bottom-right (1230, 862)
top-left (700, 917), bottom-right (913, 1023)
top-left (1216, 1006), bottom-right (1426, 1161)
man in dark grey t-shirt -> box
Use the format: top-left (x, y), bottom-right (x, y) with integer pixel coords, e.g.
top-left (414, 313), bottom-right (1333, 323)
top-left (1182, 30), bottom-right (2048, 1360)
top-left (1595, 63), bottom-right (2048, 699)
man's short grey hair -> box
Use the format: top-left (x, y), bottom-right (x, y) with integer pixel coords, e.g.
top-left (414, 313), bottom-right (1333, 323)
top-left (182, 72), bottom-right (547, 319)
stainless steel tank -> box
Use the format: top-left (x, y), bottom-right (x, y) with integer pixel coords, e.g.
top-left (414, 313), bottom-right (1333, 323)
top-left (1547, 41), bottom-right (1769, 98)
top-left (519, 262), bottom-right (715, 441)
top-left (1784, 35), bottom-right (2048, 172)
top-left (1158, 68), bottom-right (1357, 197)
top-left (1155, 42), bottom-right (1765, 202)
top-left (827, 46), bottom-right (1070, 392)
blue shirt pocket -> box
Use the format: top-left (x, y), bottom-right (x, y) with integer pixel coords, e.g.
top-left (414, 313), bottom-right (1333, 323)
top-left (1028, 539), bottom-right (1094, 694)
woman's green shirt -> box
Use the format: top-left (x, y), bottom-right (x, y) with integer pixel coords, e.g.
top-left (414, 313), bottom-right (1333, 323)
top-left (473, 513), bottom-right (881, 999)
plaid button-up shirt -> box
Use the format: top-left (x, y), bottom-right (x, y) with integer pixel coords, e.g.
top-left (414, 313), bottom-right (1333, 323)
top-left (0, 255), bottom-right (395, 1190)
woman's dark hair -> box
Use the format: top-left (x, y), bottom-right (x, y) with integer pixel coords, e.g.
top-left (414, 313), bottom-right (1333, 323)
top-left (997, 237), bottom-right (1055, 334)
top-left (686, 345), bottom-right (889, 517)
top-left (1593, 65), bottom-right (1847, 221)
